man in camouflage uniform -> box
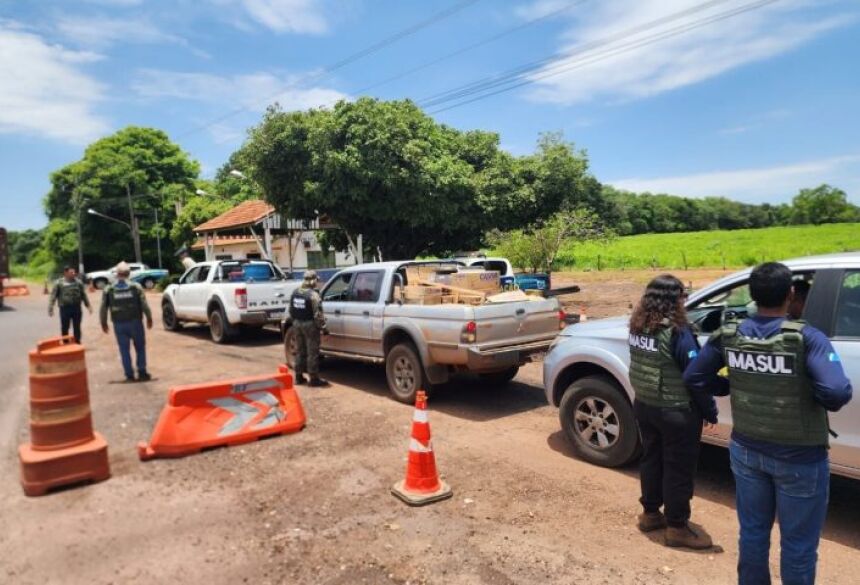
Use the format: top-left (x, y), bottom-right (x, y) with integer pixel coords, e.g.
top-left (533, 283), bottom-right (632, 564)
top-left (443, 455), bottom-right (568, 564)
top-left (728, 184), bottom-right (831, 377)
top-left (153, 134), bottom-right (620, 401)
top-left (288, 270), bottom-right (329, 387)
top-left (99, 261), bottom-right (153, 382)
top-left (48, 266), bottom-right (92, 343)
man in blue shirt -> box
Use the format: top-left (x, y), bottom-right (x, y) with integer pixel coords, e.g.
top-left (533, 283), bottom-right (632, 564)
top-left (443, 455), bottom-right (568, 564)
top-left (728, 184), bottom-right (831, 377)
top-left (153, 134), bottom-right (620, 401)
top-left (684, 262), bottom-right (852, 585)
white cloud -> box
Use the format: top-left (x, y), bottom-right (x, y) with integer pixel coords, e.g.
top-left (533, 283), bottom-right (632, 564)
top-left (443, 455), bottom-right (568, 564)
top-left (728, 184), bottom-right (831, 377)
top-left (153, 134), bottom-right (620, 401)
top-left (236, 0), bottom-right (328, 34)
top-left (54, 14), bottom-right (206, 56)
top-left (0, 22), bottom-right (108, 144)
top-left (610, 155), bottom-right (860, 203)
top-left (522, 1), bottom-right (857, 105)
top-left (132, 69), bottom-right (348, 112)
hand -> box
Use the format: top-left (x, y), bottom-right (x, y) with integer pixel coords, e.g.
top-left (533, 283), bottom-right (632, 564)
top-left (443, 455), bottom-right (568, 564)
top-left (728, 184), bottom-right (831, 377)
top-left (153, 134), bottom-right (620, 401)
top-left (48, 308), bottom-right (54, 317)
top-left (146, 318), bottom-right (153, 330)
top-left (703, 421), bottom-right (717, 431)
top-left (87, 306), bottom-right (93, 315)
top-left (102, 324), bottom-right (109, 334)
top-left (321, 327), bottom-right (330, 336)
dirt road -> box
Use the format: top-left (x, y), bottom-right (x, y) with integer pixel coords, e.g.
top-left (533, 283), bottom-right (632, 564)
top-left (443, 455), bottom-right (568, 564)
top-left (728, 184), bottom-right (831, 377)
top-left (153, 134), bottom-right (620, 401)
top-left (2, 273), bottom-right (859, 585)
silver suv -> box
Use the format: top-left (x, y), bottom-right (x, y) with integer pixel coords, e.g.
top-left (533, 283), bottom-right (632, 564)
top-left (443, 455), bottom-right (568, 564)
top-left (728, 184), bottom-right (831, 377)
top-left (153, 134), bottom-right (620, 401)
top-left (543, 252), bottom-right (860, 478)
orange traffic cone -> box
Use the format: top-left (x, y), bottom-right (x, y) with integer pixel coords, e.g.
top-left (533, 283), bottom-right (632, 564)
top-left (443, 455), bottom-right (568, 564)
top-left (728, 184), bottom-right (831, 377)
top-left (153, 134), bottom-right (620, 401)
top-left (579, 305), bottom-right (588, 323)
top-left (391, 390), bottom-right (452, 506)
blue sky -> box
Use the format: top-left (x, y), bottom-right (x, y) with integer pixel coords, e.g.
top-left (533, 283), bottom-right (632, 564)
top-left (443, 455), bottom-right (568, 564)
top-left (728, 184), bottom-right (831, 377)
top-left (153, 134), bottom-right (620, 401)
top-left (2, 0), bottom-right (859, 230)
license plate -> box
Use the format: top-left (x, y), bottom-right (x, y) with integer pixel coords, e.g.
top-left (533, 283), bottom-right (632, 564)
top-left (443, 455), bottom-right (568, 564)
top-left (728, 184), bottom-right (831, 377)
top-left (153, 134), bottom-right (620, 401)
top-left (267, 309), bottom-right (285, 318)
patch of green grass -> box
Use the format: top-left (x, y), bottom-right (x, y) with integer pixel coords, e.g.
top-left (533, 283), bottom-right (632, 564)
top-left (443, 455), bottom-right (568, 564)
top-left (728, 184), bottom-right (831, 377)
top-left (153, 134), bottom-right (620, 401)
top-left (554, 223), bottom-right (860, 271)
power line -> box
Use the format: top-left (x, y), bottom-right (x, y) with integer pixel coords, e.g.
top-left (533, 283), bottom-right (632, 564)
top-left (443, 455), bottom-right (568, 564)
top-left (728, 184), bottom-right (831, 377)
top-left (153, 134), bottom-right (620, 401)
top-left (417, 0), bottom-right (737, 109)
top-left (177, 0), bottom-right (482, 139)
top-left (425, 0), bottom-right (783, 114)
top-left (343, 0), bottom-right (591, 100)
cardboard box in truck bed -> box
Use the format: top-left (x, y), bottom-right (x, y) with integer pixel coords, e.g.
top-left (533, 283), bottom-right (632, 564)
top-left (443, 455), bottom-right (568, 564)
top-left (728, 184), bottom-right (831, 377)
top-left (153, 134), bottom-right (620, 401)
top-left (433, 270), bottom-right (500, 292)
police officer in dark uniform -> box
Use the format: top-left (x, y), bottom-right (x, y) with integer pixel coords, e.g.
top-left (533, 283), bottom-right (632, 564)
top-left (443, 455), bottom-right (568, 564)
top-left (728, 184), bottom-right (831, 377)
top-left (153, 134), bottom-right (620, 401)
top-left (628, 274), bottom-right (716, 549)
top-left (99, 261), bottom-right (153, 382)
top-left (48, 266), bottom-right (92, 343)
top-left (288, 270), bottom-right (329, 387)
top-left (685, 262), bottom-right (852, 584)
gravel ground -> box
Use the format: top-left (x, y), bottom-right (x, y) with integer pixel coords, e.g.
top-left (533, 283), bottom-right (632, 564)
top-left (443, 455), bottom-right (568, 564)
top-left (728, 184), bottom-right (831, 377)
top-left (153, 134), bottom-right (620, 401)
top-left (2, 271), bottom-right (859, 585)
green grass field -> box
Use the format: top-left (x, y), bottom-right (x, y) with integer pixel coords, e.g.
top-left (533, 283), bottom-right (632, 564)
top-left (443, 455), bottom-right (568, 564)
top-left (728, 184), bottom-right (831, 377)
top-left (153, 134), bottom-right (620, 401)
top-left (555, 223), bottom-right (860, 271)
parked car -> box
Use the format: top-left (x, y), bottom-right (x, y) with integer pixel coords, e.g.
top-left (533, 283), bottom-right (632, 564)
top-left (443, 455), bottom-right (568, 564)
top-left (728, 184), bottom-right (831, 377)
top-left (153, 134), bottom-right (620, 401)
top-left (452, 256), bottom-right (552, 295)
top-left (282, 260), bottom-right (565, 403)
top-left (162, 259), bottom-right (300, 343)
top-left (86, 263), bottom-right (168, 290)
top-left (543, 252), bottom-right (860, 479)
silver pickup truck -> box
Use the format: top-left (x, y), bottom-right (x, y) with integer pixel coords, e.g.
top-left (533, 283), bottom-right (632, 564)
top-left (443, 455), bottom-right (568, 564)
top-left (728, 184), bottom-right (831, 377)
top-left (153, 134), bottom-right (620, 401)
top-left (282, 261), bottom-right (564, 402)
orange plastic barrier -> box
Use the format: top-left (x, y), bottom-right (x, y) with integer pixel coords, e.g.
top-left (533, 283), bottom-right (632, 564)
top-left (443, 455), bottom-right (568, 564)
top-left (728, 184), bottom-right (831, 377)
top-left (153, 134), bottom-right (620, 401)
top-left (19, 336), bottom-right (110, 496)
top-left (391, 390), bottom-right (452, 506)
top-left (138, 364), bottom-right (306, 460)
top-left (2, 280), bottom-right (30, 297)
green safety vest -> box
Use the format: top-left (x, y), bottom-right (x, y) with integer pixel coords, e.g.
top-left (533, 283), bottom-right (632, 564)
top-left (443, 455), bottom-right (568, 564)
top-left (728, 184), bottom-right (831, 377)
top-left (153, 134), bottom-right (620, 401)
top-left (718, 320), bottom-right (829, 447)
top-left (55, 279), bottom-right (85, 307)
top-left (628, 321), bottom-right (691, 408)
top-left (106, 283), bottom-right (144, 322)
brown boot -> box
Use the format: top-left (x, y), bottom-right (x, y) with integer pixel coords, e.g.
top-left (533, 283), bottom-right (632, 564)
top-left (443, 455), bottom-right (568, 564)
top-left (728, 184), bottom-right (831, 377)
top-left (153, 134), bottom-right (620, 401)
top-left (637, 512), bottom-right (667, 533)
top-left (665, 522), bottom-right (713, 549)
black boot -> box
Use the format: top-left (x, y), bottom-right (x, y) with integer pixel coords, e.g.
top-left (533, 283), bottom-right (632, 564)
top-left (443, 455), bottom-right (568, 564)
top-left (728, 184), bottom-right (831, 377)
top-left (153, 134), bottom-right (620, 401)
top-left (308, 375), bottom-right (330, 387)
top-left (295, 373), bottom-right (308, 385)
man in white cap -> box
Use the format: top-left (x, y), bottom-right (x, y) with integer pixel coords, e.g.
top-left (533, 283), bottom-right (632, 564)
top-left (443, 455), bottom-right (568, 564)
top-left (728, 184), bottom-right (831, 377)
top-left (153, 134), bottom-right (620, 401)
top-left (99, 261), bottom-right (153, 382)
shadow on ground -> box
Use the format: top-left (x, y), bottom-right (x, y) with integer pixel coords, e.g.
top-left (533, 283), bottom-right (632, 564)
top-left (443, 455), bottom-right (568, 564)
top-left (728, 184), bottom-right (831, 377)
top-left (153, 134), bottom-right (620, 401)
top-left (546, 430), bottom-right (860, 550)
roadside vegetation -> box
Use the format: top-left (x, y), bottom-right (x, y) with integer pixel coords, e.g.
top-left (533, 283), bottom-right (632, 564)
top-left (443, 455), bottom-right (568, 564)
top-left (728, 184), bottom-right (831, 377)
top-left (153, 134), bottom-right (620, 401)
top-left (553, 223), bottom-right (860, 271)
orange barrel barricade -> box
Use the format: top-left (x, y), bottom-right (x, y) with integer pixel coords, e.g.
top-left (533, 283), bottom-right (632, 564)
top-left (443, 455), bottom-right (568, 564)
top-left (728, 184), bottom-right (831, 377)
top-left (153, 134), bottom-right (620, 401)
top-left (391, 390), bottom-right (452, 506)
top-left (3, 279), bottom-right (31, 296)
top-left (138, 364), bottom-right (306, 460)
top-left (19, 336), bottom-right (110, 497)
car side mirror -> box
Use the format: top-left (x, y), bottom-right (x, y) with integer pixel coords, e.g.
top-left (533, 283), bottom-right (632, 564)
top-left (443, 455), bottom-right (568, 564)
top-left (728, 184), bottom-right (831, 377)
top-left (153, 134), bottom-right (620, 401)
top-left (392, 273), bottom-right (404, 305)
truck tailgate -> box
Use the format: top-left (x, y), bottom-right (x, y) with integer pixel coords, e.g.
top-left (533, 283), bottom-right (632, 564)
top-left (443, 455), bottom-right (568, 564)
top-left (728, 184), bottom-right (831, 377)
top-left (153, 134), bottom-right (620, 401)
top-left (472, 298), bottom-right (560, 350)
top-left (245, 282), bottom-right (294, 316)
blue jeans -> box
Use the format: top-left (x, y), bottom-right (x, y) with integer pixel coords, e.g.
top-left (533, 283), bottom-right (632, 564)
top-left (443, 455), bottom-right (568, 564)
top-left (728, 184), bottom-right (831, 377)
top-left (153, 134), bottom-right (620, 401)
top-left (729, 440), bottom-right (829, 585)
top-left (114, 319), bottom-right (147, 379)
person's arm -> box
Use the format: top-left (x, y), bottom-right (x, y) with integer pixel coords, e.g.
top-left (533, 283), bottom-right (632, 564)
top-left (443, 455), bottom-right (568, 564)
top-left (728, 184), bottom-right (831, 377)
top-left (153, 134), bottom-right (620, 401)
top-left (138, 286), bottom-right (153, 324)
top-left (80, 282), bottom-right (91, 310)
top-left (48, 282), bottom-right (59, 312)
top-left (803, 327), bottom-right (853, 411)
top-left (683, 336), bottom-right (731, 416)
top-left (672, 328), bottom-right (717, 422)
top-left (99, 290), bottom-right (110, 331)
top-left (312, 291), bottom-right (327, 331)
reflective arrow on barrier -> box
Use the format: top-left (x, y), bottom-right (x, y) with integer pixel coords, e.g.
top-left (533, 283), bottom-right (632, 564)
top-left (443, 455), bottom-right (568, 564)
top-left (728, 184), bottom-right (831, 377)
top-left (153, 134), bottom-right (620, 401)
top-left (209, 391), bottom-right (287, 437)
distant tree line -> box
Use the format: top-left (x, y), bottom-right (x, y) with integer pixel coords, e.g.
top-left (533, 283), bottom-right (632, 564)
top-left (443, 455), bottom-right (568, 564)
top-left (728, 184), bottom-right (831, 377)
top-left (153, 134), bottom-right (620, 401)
top-left (599, 184), bottom-right (859, 236)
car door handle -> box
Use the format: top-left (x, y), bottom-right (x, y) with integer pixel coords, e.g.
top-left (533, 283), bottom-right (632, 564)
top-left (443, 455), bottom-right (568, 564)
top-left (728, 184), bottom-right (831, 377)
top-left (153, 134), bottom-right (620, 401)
top-left (516, 308), bottom-right (526, 315)
top-left (362, 311), bottom-right (370, 317)
top-left (334, 309), bottom-right (342, 315)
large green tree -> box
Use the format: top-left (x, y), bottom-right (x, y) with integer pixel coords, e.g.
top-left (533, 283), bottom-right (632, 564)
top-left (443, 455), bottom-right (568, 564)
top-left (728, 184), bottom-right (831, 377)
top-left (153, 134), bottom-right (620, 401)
top-left (791, 184), bottom-right (859, 225)
top-left (44, 127), bottom-right (200, 270)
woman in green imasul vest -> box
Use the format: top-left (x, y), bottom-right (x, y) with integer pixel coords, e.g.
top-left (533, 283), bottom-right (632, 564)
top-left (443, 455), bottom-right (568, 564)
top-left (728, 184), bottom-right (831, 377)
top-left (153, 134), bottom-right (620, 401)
top-left (628, 274), bottom-right (717, 550)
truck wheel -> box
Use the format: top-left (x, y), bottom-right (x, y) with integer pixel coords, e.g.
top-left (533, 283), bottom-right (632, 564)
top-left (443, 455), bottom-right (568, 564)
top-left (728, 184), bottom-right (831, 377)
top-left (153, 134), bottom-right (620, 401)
top-left (283, 327), bottom-right (297, 368)
top-left (93, 278), bottom-right (109, 290)
top-left (558, 375), bottom-right (640, 468)
top-left (385, 343), bottom-right (427, 404)
top-left (161, 300), bottom-right (182, 331)
top-left (141, 277), bottom-right (156, 290)
top-left (478, 366), bottom-right (519, 386)
top-left (208, 306), bottom-right (236, 344)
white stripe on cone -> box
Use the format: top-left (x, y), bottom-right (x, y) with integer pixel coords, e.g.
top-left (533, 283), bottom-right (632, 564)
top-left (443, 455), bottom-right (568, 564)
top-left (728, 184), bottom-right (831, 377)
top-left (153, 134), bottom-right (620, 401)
top-left (409, 438), bottom-right (433, 453)
top-left (412, 409), bottom-right (429, 423)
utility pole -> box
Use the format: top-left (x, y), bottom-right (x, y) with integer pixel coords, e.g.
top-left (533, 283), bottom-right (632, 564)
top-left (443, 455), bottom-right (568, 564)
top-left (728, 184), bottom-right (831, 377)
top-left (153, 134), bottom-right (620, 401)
top-left (154, 208), bottom-right (162, 268)
top-left (75, 198), bottom-right (85, 275)
top-left (126, 183), bottom-right (143, 263)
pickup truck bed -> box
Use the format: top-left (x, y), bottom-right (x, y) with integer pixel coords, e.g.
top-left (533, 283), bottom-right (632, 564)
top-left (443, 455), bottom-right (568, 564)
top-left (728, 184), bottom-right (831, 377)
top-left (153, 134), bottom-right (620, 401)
top-left (283, 260), bottom-right (563, 402)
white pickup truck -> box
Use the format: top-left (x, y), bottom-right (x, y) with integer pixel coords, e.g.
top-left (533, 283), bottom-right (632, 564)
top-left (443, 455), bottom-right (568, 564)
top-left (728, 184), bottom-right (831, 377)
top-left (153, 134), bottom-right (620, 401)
top-left (282, 261), bottom-right (564, 402)
top-left (162, 260), bottom-right (300, 343)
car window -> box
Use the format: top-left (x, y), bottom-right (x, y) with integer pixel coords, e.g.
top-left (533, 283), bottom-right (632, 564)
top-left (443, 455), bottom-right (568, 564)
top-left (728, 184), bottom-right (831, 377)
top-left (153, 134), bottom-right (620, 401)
top-left (323, 273), bottom-right (353, 301)
top-left (197, 265), bottom-right (211, 282)
top-left (834, 271), bottom-right (860, 338)
top-left (349, 271), bottom-right (383, 303)
top-left (687, 282), bottom-right (754, 333)
top-left (180, 266), bottom-right (201, 284)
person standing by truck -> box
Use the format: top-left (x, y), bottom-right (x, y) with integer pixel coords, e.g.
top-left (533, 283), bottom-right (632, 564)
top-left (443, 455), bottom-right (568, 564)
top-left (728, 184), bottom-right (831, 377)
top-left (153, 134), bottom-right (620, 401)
top-left (288, 270), bottom-right (329, 387)
top-left (100, 261), bottom-right (153, 382)
top-left (628, 274), bottom-right (716, 549)
top-left (684, 262), bottom-right (852, 585)
top-left (48, 266), bottom-right (92, 343)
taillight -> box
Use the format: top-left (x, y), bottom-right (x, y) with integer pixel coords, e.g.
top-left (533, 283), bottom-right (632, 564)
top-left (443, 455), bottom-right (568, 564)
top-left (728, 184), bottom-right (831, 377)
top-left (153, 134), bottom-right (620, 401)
top-left (461, 321), bottom-right (477, 344)
top-left (235, 287), bottom-right (248, 309)
top-left (558, 310), bottom-right (567, 330)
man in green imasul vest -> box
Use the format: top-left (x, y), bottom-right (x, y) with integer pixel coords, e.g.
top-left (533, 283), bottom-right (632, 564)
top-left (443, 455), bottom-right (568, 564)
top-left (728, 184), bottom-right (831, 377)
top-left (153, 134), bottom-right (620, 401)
top-left (48, 265), bottom-right (92, 343)
top-left (99, 261), bottom-right (153, 382)
top-left (685, 262), bottom-right (852, 585)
